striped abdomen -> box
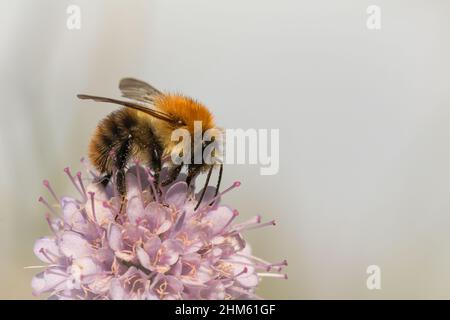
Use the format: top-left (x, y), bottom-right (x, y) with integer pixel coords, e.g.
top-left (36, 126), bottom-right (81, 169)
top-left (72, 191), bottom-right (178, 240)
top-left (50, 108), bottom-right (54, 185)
top-left (89, 108), bottom-right (163, 193)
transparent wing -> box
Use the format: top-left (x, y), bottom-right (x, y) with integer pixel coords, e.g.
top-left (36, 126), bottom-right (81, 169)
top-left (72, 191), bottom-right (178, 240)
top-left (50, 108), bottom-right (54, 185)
top-left (119, 78), bottom-right (162, 103)
top-left (77, 94), bottom-right (176, 124)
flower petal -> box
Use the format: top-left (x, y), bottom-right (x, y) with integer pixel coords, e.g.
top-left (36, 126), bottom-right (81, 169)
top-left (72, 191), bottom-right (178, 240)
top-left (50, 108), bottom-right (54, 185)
top-left (136, 246), bottom-right (152, 271)
top-left (164, 181), bottom-right (188, 209)
top-left (144, 203), bottom-right (172, 234)
top-left (195, 186), bottom-right (219, 208)
top-left (110, 278), bottom-right (126, 300)
top-left (107, 224), bottom-right (123, 251)
top-left (204, 206), bottom-right (235, 235)
top-left (32, 268), bottom-right (67, 295)
top-left (33, 237), bottom-right (60, 263)
top-left (85, 184), bottom-right (114, 225)
top-left (61, 197), bottom-right (85, 226)
top-left (158, 239), bottom-right (183, 267)
top-left (73, 257), bottom-right (102, 277)
top-left (143, 235), bottom-right (162, 258)
top-left (59, 231), bottom-right (93, 258)
top-left (235, 273), bottom-right (259, 288)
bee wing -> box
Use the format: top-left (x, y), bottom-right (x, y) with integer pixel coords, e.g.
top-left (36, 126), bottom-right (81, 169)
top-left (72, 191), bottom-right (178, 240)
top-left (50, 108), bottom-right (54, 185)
top-left (119, 78), bottom-right (162, 103)
top-left (77, 94), bottom-right (177, 124)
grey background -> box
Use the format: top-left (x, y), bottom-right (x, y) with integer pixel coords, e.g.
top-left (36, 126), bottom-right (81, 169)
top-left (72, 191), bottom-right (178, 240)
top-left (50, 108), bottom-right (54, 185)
top-left (0, 0), bottom-right (450, 299)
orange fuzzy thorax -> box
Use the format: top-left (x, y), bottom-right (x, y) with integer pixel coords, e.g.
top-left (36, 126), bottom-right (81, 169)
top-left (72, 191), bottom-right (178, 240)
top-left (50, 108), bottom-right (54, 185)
top-left (157, 94), bottom-right (215, 130)
top-left (151, 94), bottom-right (217, 153)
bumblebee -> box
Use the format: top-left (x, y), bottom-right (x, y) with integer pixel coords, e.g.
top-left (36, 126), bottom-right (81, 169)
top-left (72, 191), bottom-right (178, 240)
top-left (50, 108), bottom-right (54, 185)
top-left (78, 78), bottom-right (223, 208)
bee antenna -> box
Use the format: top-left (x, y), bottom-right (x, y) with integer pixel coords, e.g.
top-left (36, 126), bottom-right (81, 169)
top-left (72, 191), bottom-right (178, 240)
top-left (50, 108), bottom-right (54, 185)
top-left (194, 165), bottom-right (214, 211)
top-left (212, 164), bottom-right (223, 203)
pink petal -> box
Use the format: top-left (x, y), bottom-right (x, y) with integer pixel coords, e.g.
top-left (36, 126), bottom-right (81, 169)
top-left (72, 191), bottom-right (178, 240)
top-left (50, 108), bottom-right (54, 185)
top-left (73, 257), bottom-right (101, 277)
top-left (125, 173), bottom-right (140, 202)
top-left (204, 206), bottom-right (235, 235)
top-left (200, 281), bottom-right (225, 299)
top-left (126, 196), bottom-right (145, 224)
top-left (144, 203), bottom-right (172, 234)
top-left (158, 239), bottom-right (183, 267)
top-left (88, 276), bottom-right (112, 294)
top-left (228, 255), bottom-right (255, 275)
top-left (156, 220), bottom-right (172, 235)
top-left (235, 273), bottom-right (259, 288)
top-left (31, 272), bottom-right (47, 295)
top-left (110, 278), bottom-right (126, 300)
top-left (125, 173), bottom-right (145, 224)
top-left (32, 268), bottom-right (67, 295)
top-left (115, 251), bottom-right (135, 262)
top-left (136, 246), bottom-right (152, 271)
top-left (33, 237), bottom-right (60, 263)
top-left (61, 197), bottom-right (85, 226)
top-left (144, 290), bottom-right (159, 300)
top-left (85, 184), bottom-right (113, 225)
top-left (165, 275), bottom-right (184, 293)
top-left (107, 224), bottom-right (123, 251)
top-left (164, 181), bottom-right (188, 208)
top-left (59, 231), bottom-right (93, 258)
top-left (184, 240), bottom-right (204, 254)
top-left (143, 235), bottom-right (162, 258)
top-left (195, 186), bottom-right (219, 208)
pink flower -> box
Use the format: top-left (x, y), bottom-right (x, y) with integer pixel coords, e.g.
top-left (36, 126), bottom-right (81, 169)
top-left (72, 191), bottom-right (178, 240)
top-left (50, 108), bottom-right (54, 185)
top-left (32, 161), bottom-right (287, 300)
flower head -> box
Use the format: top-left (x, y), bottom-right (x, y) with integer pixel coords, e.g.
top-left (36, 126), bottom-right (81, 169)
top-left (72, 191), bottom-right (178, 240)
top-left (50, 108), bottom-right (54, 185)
top-left (32, 161), bottom-right (287, 300)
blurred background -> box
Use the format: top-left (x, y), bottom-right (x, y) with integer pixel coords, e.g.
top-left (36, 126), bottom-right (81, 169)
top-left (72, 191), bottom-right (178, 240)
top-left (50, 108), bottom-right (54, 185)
top-left (1, 0), bottom-right (450, 299)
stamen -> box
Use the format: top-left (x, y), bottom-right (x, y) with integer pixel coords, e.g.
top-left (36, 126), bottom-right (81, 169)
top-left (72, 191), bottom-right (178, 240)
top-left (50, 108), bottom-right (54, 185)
top-left (228, 215), bottom-right (261, 232)
top-left (24, 265), bottom-right (54, 269)
top-left (145, 168), bottom-right (159, 203)
top-left (195, 181), bottom-right (241, 214)
top-left (129, 278), bottom-right (145, 294)
top-left (103, 201), bottom-right (122, 224)
top-left (217, 209), bottom-right (240, 234)
top-left (233, 266), bottom-right (248, 278)
top-left (45, 213), bottom-right (57, 234)
top-left (228, 218), bottom-right (275, 234)
top-left (257, 272), bottom-right (288, 279)
top-left (225, 257), bottom-right (287, 272)
top-left (39, 248), bottom-right (56, 264)
top-left (222, 259), bottom-right (266, 271)
top-left (111, 170), bottom-right (120, 202)
top-left (266, 260), bottom-right (288, 272)
top-left (38, 196), bottom-right (57, 215)
top-left (76, 172), bottom-right (87, 199)
top-left (173, 210), bottom-right (186, 233)
top-left (234, 253), bottom-right (271, 267)
top-left (275, 259), bottom-right (288, 266)
top-left (88, 192), bottom-right (98, 224)
top-left (64, 167), bottom-right (83, 197)
top-left (149, 274), bottom-right (162, 290)
top-left (80, 157), bottom-right (98, 179)
top-left (43, 180), bottom-right (59, 202)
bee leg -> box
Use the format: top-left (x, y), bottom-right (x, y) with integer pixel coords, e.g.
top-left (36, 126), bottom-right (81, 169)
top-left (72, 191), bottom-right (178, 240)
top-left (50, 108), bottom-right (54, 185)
top-left (161, 164), bottom-right (183, 187)
top-left (210, 164), bottom-right (223, 206)
top-left (148, 144), bottom-right (163, 193)
top-left (114, 137), bottom-right (132, 217)
top-left (116, 169), bottom-right (127, 218)
top-left (194, 166), bottom-right (214, 211)
top-left (185, 165), bottom-right (201, 189)
top-left (98, 173), bottom-right (112, 188)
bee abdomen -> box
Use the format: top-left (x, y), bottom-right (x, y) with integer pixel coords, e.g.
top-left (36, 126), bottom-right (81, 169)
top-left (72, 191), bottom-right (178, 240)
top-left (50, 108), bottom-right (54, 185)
top-left (89, 108), bottom-right (163, 177)
top-left (89, 109), bottom-right (137, 172)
